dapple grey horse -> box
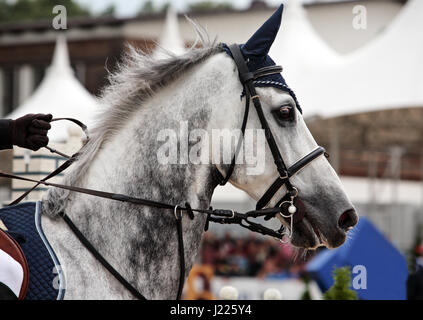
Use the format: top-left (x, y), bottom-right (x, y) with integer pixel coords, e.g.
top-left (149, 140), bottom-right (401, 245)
top-left (42, 8), bottom-right (357, 299)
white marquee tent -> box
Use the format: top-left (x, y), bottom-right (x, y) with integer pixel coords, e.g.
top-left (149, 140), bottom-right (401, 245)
top-left (153, 6), bottom-right (186, 59)
top-left (7, 35), bottom-right (100, 142)
top-left (271, 0), bottom-right (422, 118)
top-left (213, 0), bottom-right (423, 246)
top-left (270, 0), bottom-right (342, 73)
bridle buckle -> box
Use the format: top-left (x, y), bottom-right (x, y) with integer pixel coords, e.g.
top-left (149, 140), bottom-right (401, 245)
top-left (174, 205), bottom-right (182, 220)
top-left (279, 172), bottom-right (289, 180)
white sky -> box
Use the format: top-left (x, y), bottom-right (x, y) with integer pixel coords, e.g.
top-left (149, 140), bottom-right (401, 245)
top-left (74, 0), bottom-right (315, 18)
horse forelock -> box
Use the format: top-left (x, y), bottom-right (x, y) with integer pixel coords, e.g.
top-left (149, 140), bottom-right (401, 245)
top-left (43, 23), bottom-right (223, 217)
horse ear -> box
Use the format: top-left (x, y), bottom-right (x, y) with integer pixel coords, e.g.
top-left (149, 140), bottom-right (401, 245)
top-left (242, 4), bottom-right (284, 58)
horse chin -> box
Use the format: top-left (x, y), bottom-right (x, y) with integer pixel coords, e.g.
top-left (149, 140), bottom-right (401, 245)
top-left (289, 218), bottom-right (326, 250)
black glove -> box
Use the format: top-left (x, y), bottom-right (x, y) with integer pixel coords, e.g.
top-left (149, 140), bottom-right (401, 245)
top-left (10, 113), bottom-right (53, 151)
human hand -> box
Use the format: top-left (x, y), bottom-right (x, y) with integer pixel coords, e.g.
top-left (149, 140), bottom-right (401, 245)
top-left (11, 113), bottom-right (53, 151)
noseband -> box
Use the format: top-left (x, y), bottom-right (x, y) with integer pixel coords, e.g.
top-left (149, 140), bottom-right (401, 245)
top-left (219, 44), bottom-right (326, 226)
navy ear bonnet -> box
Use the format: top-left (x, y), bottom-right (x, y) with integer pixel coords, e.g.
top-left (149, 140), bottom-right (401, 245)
top-left (222, 4), bottom-right (302, 113)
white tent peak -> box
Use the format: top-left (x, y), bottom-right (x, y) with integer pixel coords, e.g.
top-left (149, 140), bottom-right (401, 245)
top-left (271, 0), bottom-right (341, 68)
top-left (284, 0), bottom-right (306, 19)
top-left (268, 0), bottom-right (343, 116)
top-left (7, 35), bottom-right (99, 142)
top-left (49, 34), bottom-right (72, 75)
top-left (153, 5), bottom-right (186, 59)
top-left (303, 0), bottom-right (423, 118)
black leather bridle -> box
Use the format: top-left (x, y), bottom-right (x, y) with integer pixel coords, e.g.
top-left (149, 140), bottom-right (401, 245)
top-left (219, 44), bottom-right (326, 216)
top-left (0, 44), bottom-right (327, 300)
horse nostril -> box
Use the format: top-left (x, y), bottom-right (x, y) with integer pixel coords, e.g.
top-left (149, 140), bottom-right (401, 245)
top-left (338, 209), bottom-right (358, 231)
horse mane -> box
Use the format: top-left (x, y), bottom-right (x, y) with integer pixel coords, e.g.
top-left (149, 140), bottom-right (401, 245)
top-left (43, 21), bottom-right (223, 216)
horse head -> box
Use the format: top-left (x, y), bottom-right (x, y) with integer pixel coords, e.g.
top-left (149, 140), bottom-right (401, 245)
top-left (217, 5), bottom-right (358, 249)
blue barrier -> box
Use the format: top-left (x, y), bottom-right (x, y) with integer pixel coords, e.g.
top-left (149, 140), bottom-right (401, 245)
top-left (306, 217), bottom-right (408, 300)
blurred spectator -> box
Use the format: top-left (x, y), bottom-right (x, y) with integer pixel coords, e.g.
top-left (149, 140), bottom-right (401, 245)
top-left (199, 232), bottom-right (313, 278)
top-left (407, 243), bottom-right (423, 300)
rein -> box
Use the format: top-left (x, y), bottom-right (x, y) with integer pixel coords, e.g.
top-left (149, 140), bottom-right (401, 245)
top-left (0, 165), bottom-right (289, 300)
top-left (0, 44), bottom-right (327, 300)
top-left (0, 129), bottom-right (291, 300)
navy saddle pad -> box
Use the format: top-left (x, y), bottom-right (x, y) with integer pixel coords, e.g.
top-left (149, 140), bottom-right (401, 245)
top-left (0, 201), bottom-right (65, 300)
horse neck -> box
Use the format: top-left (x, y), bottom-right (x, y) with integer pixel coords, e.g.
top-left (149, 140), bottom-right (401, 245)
top-left (42, 53), bottom-right (243, 298)
top-left (70, 52), bottom-right (243, 210)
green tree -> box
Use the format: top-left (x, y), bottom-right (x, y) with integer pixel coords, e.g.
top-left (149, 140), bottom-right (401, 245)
top-left (139, 0), bottom-right (155, 14)
top-left (323, 266), bottom-right (358, 300)
top-left (188, 1), bottom-right (233, 12)
top-left (138, 0), bottom-right (170, 15)
top-left (100, 4), bottom-right (116, 17)
top-left (0, 0), bottom-right (13, 22)
top-left (160, 2), bottom-right (171, 13)
top-left (300, 273), bottom-right (312, 300)
top-left (0, 0), bottom-right (91, 24)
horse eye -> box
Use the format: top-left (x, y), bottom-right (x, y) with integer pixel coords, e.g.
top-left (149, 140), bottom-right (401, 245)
top-left (278, 105), bottom-right (293, 120)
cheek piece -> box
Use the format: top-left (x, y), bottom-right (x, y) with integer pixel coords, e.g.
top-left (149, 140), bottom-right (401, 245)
top-left (216, 44), bottom-right (326, 240)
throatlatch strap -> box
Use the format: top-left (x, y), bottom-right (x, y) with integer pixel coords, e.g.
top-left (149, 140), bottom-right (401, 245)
top-left (227, 44), bottom-right (294, 189)
top-left (219, 92), bottom-right (251, 186)
top-left (229, 44), bottom-right (290, 178)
